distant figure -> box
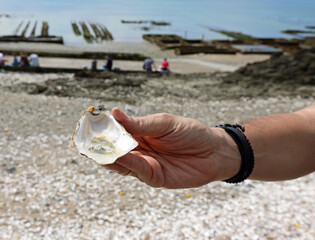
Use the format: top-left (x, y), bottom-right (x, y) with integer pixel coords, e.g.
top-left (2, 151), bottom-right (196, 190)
top-left (91, 58), bottom-right (97, 71)
top-left (143, 57), bottom-right (156, 71)
top-left (19, 53), bottom-right (30, 67)
top-left (29, 54), bottom-right (39, 67)
top-left (104, 56), bottom-right (113, 71)
top-left (12, 54), bottom-right (19, 67)
top-left (0, 52), bottom-right (7, 67)
top-left (158, 57), bottom-right (169, 73)
top-left (18, 52), bottom-right (23, 64)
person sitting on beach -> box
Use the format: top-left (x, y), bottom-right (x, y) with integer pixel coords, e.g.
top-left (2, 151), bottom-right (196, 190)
top-left (104, 56), bottom-right (113, 71)
top-left (143, 57), bottom-right (156, 71)
top-left (91, 58), bottom-right (97, 71)
top-left (12, 54), bottom-right (19, 67)
top-left (0, 52), bottom-right (7, 67)
top-left (19, 53), bottom-right (30, 67)
top-left (158, 57), bottom-right (169, 73)
top-left (104, 104), bottom-right (315, 189)
top-left (29, 54), bottom-right (39, 67)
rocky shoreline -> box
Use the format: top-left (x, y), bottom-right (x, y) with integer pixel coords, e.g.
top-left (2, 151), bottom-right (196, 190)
top-left (3, 48), bottom-right (315, 104)
top-left (224, 48), bottom-right (315, 97)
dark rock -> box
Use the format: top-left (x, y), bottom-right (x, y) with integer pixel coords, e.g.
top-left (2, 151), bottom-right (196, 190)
top-left (6, 167), bottom-right (16, 174)
top-left (223, 47), bottom-right (315, 97)
top-left (71, 160), bottom-right (78, 165)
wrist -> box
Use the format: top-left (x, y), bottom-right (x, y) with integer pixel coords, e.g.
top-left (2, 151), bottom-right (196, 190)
top-left (210, 127), bottom-right (242, 181)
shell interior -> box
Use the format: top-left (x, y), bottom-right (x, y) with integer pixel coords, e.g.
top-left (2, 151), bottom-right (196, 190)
top-left (72, 107), bottom-right (138, 165)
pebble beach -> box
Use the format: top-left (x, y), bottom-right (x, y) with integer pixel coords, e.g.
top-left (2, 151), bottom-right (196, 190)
top-left (1, 0), bottom-right (315, 237)
top-left (0, 65), bottom-right (314, 239)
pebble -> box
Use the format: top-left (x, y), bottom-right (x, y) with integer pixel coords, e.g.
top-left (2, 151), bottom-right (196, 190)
top-left (0, 71), bottom-right (314, 240)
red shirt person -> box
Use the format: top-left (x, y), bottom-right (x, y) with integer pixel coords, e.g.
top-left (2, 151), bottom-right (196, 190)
top-left (159, 58), bottom-right (169, 73)
top-left (161, 58), bottom-right (169, 69)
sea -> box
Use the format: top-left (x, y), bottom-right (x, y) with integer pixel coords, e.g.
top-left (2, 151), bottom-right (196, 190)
top-left (0, 0), bottom-right (314, 45)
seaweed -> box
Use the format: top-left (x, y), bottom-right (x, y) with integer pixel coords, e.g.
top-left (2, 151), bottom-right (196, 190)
top-left (282, 29), bottom-right (315, 35)
top-left (30, 21), bottom-right (37, 37)
top-left (79, 21), bottom-right (93, 43)
top-left (97, 24), bottom-right (113, 41)
top-left (90, 23), bottom-right (103, 39)
top-left (13, 21), bottom-right (24, 35)
top-left (0, 49), bottom-right (146, 60)
top-left (71, 22), bottom-right (81, 36)
top-left (121, 20), bottom-right (170, 26)
top-left (72, 21), bottom-right (113, 43)
top-left (0, 14), bottom-right (10, 18)
top-left (208, 28), bottom-right (253, 41)
top-left (141, 27), bottom-right (150, 31)
top-left (121, 20), bottom-right (148, 24)
top-left (21, 21), bottom-right (31, 37)
top-left (41, 21), bottom-right (49, 37)
top-left (0, 36), bottom-right (63, 44)
top-left (150, 21), bottom-right (170, 26)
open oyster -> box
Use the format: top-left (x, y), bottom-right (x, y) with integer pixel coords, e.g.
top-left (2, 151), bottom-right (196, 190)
top-left (71, 105), bottom-right (138, 165)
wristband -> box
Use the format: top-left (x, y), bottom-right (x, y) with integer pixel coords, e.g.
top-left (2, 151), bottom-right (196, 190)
top-left (216, 123), bottom-right (255, 184)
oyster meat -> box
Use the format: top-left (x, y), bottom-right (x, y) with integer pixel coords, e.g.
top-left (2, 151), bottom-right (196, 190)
top-left (71, 105), bottom-right (138, 165)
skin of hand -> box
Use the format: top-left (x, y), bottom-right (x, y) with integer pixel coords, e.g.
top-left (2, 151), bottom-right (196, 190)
top-left (104, 108), bottom-right (241, 189)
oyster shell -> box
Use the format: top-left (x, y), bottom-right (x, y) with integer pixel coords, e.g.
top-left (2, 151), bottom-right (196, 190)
top-left (71, 106), bottom-right (138, 165)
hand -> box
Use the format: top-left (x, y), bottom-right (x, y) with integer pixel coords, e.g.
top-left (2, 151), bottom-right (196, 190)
top-left (104, 108), bottom-right (241, 189)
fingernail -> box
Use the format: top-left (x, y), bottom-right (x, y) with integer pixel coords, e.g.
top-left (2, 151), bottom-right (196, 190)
top-left (113, 108), bottom-right (129, 121)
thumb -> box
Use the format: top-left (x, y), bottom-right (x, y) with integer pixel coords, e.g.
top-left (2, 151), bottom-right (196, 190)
top-left (111, 107), bottom-right (175, 137)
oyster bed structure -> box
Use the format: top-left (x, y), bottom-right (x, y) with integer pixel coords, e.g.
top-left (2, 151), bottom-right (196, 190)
top-left (72, 106), bottom-right (138, 165)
